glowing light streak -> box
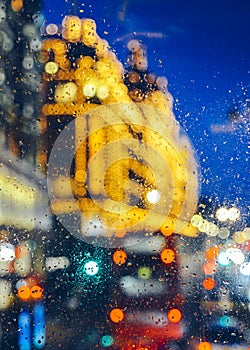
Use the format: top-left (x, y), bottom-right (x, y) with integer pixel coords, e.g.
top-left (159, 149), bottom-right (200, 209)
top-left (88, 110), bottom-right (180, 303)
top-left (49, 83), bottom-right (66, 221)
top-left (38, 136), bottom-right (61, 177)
top-left (0, 174), bottom-right (36, 205)
top-left (126, 310), bottom-right (169, 326)
top-left (119, 276), bottom-right (166, 296)
top-left (122, 235), bottom-right (165, 253)
top-left (45, 256), bottom-right (70, 272)
top-left (33, 302), bottom-right (46, 349)
top-left (0, 280), bottom-right (12, 310)
top-left (18, 310), bottom-right (31, 350)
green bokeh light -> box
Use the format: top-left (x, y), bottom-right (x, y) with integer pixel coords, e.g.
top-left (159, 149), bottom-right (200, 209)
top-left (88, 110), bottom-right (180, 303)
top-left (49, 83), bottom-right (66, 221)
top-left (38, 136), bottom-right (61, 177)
top-left (137, 266), bottom-right (152, 280)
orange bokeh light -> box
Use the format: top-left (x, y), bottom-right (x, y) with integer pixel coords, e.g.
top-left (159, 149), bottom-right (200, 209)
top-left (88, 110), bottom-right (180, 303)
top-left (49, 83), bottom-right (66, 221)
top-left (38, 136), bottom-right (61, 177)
top-left (160, 248), bottom-right (175, 264)
top-left (31, 285), bottom-right (43, 300)
top-left (17, 286), bottom-right (31, 301)
top-left (11, 0), bottom-right (23, 12)
top-left (167, 308), bottom-right (182, 323)
top-left (110, 308), bottom-right (124, 323)
top-left (112, 250), bottom-right (127, 265)
top-left (205, 246), bottom-right (220, 260)
top-left (160, 224), bottom-right (174, 237)
top-left (202, 277), bottom-right (216, 290)
top-left (197, 341), bottom-right (213, 350)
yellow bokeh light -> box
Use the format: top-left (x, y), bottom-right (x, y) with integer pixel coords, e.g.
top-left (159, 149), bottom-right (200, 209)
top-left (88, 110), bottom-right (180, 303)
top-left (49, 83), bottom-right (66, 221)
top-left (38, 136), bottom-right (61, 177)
top-left (191, 214), bottom-right (203, 227)
top-left (83, 82), bottom-right (97, 98)
top-left (197, 219), bottom-right (209, 233)
top-left (45, 61), bottom-right (59, 75)
top-left (96, 85), bottom-right (109, 100)
top-left (55, 82), bottom-right (78, 104)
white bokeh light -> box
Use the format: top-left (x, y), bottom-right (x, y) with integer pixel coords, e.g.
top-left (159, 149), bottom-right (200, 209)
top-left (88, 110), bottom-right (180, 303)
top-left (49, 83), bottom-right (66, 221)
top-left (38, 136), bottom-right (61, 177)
top-left (239, 262), bottom-right (250, 276)
top-left (146, 189), bottom-right (160, 204)
top-left (84, 261), bottom-right (99, 276)
top-left (226, 248), bottom-right (245, 265)
top-left (216, 207), bottom-right (229, 222)
top-left (228, 207), bottom-right (240, 221)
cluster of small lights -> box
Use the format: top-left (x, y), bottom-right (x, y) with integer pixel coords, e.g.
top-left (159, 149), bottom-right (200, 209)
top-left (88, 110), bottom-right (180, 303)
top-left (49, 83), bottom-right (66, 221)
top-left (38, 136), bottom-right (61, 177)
top-left (233, 227), bottom-right (250, 244)
top-left (191, 210), bottom-right (243, 240)
top-left (0, 239), bottom-right (45, 309)
top-left (201, 240), bottom-right (248, 292)
top-left (37, 13), bottom-right (249, 350)
top-left (0, 240), bottom-right (35, 278)
top-left (110, 243), bottom-right (183, 348)
top-left (216, 206), bottom-right (241, 222)
top-left (201, 246), bottom-right (220, 291)
top-left (191, 214), bottom-right (221, 237)
top-left (17, 284), bottom-right (43, 302)
top-left (45, 256), bottom-right (70, 272)
top-left (42, 15), bottom-right (199, 239)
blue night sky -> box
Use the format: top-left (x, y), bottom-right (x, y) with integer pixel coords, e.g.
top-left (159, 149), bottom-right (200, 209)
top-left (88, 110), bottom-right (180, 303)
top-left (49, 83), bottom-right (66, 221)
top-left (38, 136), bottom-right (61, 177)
top-left (43, 0), bottom-right (250, 213)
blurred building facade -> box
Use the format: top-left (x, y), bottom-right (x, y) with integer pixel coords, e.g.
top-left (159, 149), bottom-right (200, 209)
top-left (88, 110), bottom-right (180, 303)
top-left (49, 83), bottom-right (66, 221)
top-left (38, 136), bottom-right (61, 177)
top-left (0, 0), bottom-right (43, 163)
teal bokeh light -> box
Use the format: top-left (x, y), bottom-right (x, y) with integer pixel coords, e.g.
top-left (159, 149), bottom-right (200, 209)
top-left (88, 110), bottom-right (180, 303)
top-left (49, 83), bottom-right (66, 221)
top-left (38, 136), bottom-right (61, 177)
top-left (218, 251), bottom-right (232, 267)
top-left (219, 315), bottom-right (232, 327)
top-left (66, 241), bottom-right (112, 299)
top-left (100, 335), bottom-right (114, 347)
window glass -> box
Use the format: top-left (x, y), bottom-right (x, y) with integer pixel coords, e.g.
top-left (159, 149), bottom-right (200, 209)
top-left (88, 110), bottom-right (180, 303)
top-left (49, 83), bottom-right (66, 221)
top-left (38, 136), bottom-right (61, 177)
top-left (0, 1), bottom-right (249, 349)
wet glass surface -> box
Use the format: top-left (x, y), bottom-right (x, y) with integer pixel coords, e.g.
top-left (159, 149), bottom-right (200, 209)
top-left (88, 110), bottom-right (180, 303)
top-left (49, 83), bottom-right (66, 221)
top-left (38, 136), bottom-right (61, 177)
top-left (0, 1), bottom-right (249, 349)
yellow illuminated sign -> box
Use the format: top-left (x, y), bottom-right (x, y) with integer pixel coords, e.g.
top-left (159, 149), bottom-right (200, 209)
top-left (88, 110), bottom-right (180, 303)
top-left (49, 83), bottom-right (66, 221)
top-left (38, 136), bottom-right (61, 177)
top-left (42, 16), bottom-right (199, 240)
